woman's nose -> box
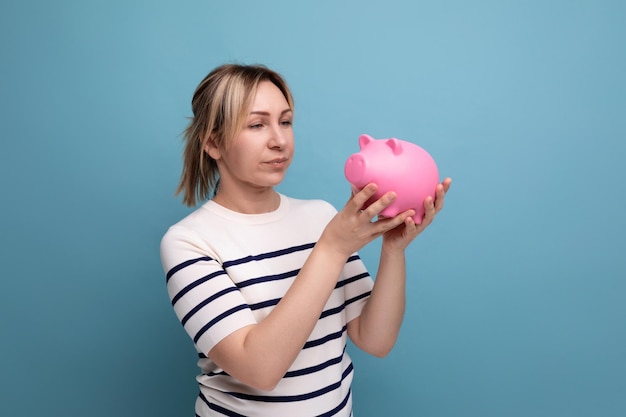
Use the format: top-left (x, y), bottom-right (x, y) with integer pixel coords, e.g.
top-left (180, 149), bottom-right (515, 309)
top-left (268, 124), bottom-right (287, 149)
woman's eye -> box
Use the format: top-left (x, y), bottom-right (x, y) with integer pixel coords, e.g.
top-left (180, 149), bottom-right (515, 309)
top-left (280, 120), bottom-right (293, 126)
top-left (249, 123), bottom-right (263, 129)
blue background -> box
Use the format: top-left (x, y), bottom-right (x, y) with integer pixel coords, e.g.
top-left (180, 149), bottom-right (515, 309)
top-left (1, 1), bottom-right (625, 416)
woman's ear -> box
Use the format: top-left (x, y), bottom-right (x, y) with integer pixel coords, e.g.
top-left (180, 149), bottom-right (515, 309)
top-left (204, 140), bottom-right (221, 160)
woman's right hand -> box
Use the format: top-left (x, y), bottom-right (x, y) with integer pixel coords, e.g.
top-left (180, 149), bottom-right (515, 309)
top-left (319, 183), bottom-right (416, 258)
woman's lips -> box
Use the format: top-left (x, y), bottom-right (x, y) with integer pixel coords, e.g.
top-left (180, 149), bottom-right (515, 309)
top-left (266, 157), bottom-right (289, 167)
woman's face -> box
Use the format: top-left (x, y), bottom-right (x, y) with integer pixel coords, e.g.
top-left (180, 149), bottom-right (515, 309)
top-left (208, 81), bottom-right (294, 194)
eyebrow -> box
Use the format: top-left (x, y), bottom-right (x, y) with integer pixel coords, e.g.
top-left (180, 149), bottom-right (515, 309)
top-left (249, 109), bottom-right (293, 116)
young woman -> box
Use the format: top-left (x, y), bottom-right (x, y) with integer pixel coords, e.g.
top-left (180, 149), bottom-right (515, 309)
top-left (160, 64), bottom-right (452, 416)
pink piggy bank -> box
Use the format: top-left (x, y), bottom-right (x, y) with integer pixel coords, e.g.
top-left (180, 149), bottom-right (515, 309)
top-left (344, 134), bottom-right (440, 224)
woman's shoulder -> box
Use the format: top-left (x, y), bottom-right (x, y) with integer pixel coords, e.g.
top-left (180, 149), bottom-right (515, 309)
top-left (163, 205), bottom-right (208, 230)
top-left (160, 204), bottom-right (213, 247)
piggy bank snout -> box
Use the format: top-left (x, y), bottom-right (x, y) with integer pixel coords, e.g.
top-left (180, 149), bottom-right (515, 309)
top-left (344, 154), bottom-right (367, 187)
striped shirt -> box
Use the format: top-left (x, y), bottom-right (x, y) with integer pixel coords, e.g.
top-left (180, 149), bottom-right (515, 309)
top-left (160, 194), bottom-right (373, 416)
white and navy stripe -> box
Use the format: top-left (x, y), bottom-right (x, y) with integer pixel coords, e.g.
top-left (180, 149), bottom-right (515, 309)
top-left (161, 195), bottom-right (372, 416)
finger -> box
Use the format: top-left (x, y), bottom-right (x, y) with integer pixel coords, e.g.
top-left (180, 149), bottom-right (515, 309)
top-left (348, 184), bottom-right (360, 199)
top-left (371, 213), bottom-right (407, 236)
top-left (362, 191), bottom-right (397, 220)
top-left (421, 195), bottom-right (437, 225)
top-left (373, 208), bottom-right (414, 234)
top-left (433, 185), bottom-right (445, 212)
top-left (348, 183), bottom-right (378, 212)
top-left (396, 209), bottom-right (416, 224)
top-left (434, 178), bottom-right (451, 212)
top-left (404, 215), bottom-right (417, 234)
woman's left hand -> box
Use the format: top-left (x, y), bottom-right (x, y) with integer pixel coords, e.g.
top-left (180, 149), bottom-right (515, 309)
top-left (382, 177), bottom-right (452, 251)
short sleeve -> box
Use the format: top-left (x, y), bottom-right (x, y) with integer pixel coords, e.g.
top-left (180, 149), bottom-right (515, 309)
top-left (160, 227), bottom-right (258, 355)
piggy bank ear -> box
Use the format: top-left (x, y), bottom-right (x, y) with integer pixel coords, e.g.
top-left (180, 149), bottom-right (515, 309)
top-left (358, 134), bottom-right (374, 149)
top-left (385, 138), bottom-right (403, 155)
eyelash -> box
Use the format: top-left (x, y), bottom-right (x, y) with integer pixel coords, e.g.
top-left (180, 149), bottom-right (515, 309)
top-left (248, 120), bottom-right (293, 129)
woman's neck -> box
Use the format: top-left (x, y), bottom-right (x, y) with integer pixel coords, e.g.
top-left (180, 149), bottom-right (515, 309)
top-left (212, 188), bottom-right (281, 214)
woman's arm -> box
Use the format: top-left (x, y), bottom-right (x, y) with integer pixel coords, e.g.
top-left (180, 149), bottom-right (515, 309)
top-left (348, 178), bottom-right (452, 357)
top-left (208, 184), bottom-right (410, 390)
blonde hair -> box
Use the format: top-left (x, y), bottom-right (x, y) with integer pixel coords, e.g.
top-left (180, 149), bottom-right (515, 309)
top-left (176, 64), bottom-right (294, 206)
